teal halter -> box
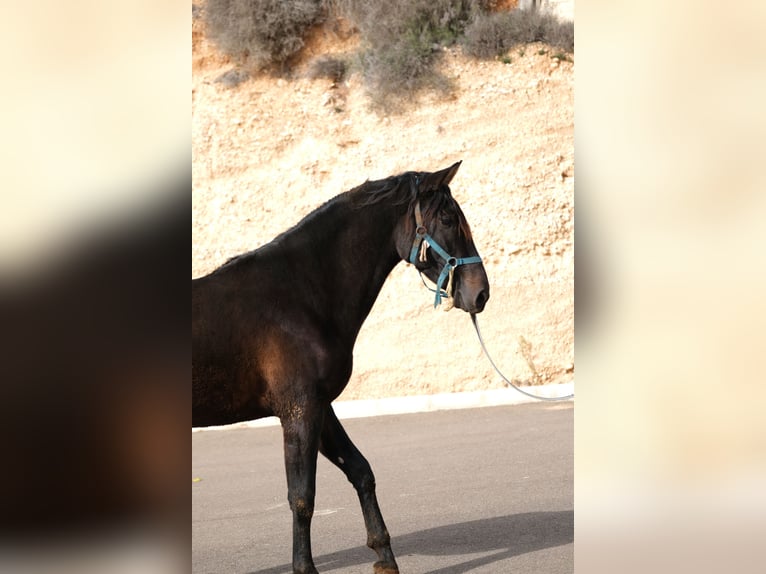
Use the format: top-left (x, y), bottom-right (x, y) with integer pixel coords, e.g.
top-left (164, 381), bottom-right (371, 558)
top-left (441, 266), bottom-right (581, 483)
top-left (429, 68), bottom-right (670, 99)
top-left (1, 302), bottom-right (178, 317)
top-left (408, 200), bottom-right (483, 308)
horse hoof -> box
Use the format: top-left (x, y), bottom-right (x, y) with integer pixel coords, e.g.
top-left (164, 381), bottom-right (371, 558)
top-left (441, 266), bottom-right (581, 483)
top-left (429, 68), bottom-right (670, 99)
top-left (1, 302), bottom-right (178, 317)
top-left (373, 561), bottom-right (399, 574)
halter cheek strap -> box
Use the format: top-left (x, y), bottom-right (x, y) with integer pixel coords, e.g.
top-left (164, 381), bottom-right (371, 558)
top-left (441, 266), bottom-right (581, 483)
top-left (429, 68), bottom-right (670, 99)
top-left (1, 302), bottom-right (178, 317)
top-left (408, 200), bottom-right (483, 307)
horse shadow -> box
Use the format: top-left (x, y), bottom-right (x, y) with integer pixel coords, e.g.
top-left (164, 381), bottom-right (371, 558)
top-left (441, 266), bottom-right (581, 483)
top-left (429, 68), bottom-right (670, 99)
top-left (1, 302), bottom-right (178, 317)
top-left (248, 509), bottom-right (573, 574)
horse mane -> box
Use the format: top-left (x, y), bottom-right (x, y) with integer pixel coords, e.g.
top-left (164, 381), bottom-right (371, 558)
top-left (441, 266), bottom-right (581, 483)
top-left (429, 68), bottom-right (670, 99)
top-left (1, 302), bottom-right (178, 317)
top-left (351, 171), bottom-right (473, 241)
top-left (349, 172), bottom-right (418, 209)
top-left (216, 170), bottom-right (473, 272)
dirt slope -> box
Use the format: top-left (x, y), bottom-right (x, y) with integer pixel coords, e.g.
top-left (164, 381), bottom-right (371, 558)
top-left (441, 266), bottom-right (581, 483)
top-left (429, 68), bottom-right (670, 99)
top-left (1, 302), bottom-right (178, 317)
top-left (192, 9), bottom-right (573, 401)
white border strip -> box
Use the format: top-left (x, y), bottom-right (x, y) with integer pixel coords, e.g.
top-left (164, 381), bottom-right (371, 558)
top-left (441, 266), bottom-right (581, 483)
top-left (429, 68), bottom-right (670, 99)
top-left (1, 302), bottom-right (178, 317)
top-left (192, 382), bottom-right (574, 432)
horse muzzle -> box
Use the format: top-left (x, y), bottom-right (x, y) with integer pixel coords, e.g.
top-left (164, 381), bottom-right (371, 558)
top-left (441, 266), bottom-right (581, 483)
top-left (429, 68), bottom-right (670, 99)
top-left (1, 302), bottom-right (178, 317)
top-left (453, 268), bottom-right (490, 314)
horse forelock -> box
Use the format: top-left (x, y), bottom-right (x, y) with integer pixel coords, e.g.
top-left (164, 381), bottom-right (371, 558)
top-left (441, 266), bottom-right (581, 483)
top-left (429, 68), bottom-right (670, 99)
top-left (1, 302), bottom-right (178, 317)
top-left (418, 184), bottom-right (473, 242)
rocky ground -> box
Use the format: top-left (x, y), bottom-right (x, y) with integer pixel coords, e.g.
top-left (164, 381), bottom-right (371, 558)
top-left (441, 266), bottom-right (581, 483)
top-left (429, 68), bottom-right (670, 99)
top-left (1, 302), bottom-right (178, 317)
top-left (192, 7), bottom-right (573, 400)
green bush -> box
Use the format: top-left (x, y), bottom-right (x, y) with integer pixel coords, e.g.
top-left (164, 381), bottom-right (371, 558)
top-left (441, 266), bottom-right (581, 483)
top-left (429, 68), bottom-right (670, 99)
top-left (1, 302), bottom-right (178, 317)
top-left (205, 0), bottom-right (324, 71)
top-left (462, 8), bottom-right (574, 59)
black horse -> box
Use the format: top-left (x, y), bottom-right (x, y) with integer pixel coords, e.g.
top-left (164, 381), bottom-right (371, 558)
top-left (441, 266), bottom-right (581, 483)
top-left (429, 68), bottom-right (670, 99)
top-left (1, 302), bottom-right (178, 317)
top-left (192, 162), bottom-right (489, 574)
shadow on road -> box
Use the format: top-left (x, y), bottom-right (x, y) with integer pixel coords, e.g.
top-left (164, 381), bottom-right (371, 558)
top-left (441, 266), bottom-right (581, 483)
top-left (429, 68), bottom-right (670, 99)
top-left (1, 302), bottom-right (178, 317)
top-left (248, 510), bottom-right (573, 574)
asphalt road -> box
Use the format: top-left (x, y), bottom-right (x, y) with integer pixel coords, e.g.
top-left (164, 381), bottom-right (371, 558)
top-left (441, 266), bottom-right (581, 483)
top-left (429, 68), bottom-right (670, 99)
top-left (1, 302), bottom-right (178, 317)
top-left (193, 401), bottom-right (573, 574)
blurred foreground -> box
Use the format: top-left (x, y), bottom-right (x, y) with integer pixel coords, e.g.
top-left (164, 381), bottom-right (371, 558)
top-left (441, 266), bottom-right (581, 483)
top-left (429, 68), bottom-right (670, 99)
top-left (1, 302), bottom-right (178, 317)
top-left (0, 2), bottom-right (188, 573)
top-left (576, 1), bottom-right (766, 572)
top-left (0, 184), bottom-right (189, 572)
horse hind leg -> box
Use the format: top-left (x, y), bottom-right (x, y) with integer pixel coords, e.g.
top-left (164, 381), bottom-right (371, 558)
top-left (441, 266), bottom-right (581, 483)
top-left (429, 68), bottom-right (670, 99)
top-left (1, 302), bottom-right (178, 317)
top-left (319, 407), bottom-right (399, 574)
top-left (281, 403), bottom-right (326, 574)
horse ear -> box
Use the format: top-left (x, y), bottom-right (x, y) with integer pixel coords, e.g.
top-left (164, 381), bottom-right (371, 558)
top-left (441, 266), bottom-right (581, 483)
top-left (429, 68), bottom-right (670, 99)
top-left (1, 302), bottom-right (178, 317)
top-left (417, 161), bottom-right (462, 193)
top-left (439, 161), bottom-right (462, 186)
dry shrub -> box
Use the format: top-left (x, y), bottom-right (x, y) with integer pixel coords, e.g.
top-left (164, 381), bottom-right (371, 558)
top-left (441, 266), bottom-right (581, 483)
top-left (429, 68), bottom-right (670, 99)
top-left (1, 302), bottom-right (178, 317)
top-left (340, 0), bottom-right (489, 109)
top-left (202, 0), bottom-right (573, 107)
top-left (306, 55), bottom-right (348, 82)
top-left (462, 7), bottom-right (574, 59)
top-left (205, 0), bottom-right (325, 71)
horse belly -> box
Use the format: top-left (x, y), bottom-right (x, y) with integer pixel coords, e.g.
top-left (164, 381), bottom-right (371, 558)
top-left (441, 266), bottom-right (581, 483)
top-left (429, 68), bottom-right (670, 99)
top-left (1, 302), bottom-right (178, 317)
top-left (192, 358), bottom-right (273, 426)
top-left (192, 280), bottom-right (275, 426)
top-left (192, 324), bottom-right (273, 427)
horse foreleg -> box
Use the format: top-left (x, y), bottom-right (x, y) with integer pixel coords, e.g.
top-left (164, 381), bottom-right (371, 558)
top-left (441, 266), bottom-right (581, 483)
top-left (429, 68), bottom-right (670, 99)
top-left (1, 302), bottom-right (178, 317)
top-left (319, 407), bottom-right (399, 574)
top-left (281, 405), bottom-right (325, 574)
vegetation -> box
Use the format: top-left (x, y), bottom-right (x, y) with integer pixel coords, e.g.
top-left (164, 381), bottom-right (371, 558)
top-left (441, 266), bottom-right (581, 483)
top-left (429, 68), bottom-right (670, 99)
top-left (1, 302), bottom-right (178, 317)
top-left (306, 55), bottom-right (348, 82)
top-left (339, 0), bottom-right (488, 109)
top-left (461, 7), bottom-right (574, 58)
top-left (203, 0), bottom-right (574, 108)
top-left (205, 0), bottom-right (325, 71)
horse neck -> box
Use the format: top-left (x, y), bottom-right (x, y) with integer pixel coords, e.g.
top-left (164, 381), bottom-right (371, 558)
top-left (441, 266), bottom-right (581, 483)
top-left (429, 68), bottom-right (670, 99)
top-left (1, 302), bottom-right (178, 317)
top-left (292, 197), bottom-right (402, 343)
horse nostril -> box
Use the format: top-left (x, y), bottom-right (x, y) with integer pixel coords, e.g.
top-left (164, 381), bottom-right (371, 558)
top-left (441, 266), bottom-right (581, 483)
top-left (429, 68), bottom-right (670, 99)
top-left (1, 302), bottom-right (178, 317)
top-left (475, 289), bottom-right (489, 311)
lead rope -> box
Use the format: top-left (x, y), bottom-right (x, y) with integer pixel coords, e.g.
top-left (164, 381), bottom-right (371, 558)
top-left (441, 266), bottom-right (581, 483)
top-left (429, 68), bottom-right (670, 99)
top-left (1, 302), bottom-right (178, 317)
top-left (419, 238), bottom-right (429, 263)
top-left (443, 266), bottom-right (455, 311)
top-left (471, 314), bottom-right (574, 401)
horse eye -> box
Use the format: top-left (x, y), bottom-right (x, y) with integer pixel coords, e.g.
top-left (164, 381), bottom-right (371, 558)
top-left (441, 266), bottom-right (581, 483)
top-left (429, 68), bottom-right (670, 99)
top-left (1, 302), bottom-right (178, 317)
top-left (440, 214), bottom-right (456, 227)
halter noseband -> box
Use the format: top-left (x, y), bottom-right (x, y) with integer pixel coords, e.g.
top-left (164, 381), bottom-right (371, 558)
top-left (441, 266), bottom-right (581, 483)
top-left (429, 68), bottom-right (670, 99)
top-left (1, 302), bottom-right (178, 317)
top-left (408, 199), bottom-right (483, 308)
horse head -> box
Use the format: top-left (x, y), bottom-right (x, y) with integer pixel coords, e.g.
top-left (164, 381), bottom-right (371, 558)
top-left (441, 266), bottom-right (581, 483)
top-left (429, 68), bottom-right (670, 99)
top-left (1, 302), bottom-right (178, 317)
top-left (395, 161), bottom-right (490, 314)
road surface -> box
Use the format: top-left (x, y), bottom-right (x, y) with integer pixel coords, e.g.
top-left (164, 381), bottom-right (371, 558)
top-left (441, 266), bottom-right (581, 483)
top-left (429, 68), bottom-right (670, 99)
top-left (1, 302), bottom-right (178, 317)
top-left (193, 401), bottom-right (573, 573)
